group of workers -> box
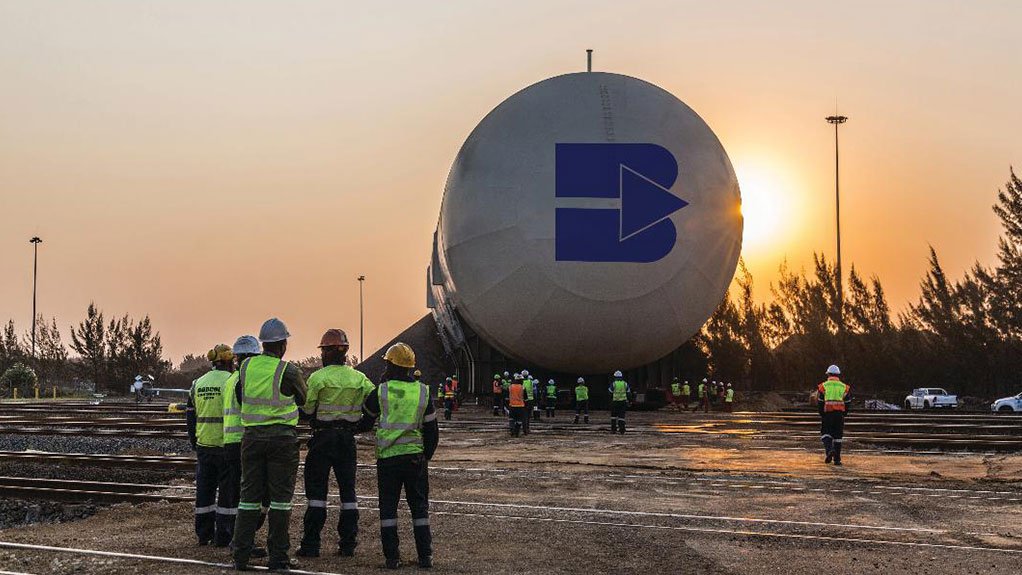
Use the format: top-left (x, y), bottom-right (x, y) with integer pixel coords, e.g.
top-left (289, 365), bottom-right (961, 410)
top-left (186, 318), bottom-right (437, 572)
top-left (489, 370), bottom-right (632, 435)
top-left (667, 378), bottom-right (735, 412)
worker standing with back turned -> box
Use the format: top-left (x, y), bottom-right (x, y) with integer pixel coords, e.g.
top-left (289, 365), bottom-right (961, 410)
top-left (670, 378), bottom-right (682, 411)
top-left (507, 374), bottom-right (526, 436)
top-left (297, 329), bottom-right (375, 558)
top-left (609, 371), bottom-right (631, 434)
top-left (818, 365), bottom-right (851, 466)
top-left (359, 343), bottom-right (439, 569)
top-left (725, 383), bottom-right (735, 412)
top-left (545, 379), bottom-right (558, 418)
top-left (492, 374), bottom-right (504, 416)
top-left (187, 344), bottom-right (235, 547)
top-left (573, 377), bottom-right (589, 424)
top-left (231, 318), bottom-right (307, 572)
top-left (442, 377), bottom-right (455, 421)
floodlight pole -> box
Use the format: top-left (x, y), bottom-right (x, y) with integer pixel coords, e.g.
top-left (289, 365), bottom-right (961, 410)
top-left (825, 115), bottom-right (847, 332)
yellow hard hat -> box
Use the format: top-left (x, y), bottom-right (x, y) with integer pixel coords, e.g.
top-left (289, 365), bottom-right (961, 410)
top-left (207, 344), bottom-right (234, 363)
top-left (382, 342), bottom-right (416, 368)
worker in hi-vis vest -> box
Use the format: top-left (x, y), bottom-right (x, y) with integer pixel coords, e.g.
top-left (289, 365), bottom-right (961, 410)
top-left (608, 371), bottom-right (631, 434)
top-left (359, 342), bottom-right (439, 569)
top-left (507, 373), bottom-right (527, 436)
top-left (297, 329), bottom-right (375, 558)
top-left (817, 365), bottom-right (851, 466)
top-left (545, 379), bottom-right (558, 418)
top-left (231, 318), bottom-right (307, 572)
top-left (573, 377), bottom-right (590, 424)
top-left (187, 343), bottom-right (234, 547)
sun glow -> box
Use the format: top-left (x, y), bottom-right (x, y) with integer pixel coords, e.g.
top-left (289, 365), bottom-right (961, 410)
top-left (736, 163), bottom-right (795, 254)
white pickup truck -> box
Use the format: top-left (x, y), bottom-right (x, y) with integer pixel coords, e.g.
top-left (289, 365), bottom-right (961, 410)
top-left (991, 392), bottom-right (1022, 413)
top-left (904, 388), bottom-right (958, 410)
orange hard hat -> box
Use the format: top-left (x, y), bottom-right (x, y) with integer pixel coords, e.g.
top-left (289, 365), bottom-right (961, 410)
top-left (318, 329), bottom-right (350, 348)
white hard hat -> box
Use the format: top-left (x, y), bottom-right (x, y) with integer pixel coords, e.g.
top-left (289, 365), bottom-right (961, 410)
top-left (613, 370), bottom-right (623, 378)
top-left (703, 378), bottom-right (708, 383)
top-left (232, 335), bottom-right (261, 356)
top-left (258, 317), bottom-right (290, 343)
top-left (827, 364), bottom-right (841, 375)
top-left (577, 377), bottom-right (585, 384)
top-left (522, 370), bottom-right (530, 377)
top-left (548, 379), bottom-right (554, 384)
top-left (503, 371), bottom-right (509, 377)
top-left (685, 380), bottom-right (689, 384)
top-left (727, 383), bottom-right (732, 387)
top-left (514, 373), bottom-right (523, 380)
top-left (134, 375), bottom-right (142, 381)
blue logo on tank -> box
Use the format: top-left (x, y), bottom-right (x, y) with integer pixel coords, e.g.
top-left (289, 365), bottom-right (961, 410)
top-left (555, 143), bottom-right (688, 262)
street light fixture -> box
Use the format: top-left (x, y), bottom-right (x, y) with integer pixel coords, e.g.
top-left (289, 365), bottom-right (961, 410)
top-left (357, 275), bottom-right (366, 363)
top-left (825, 115), bottom-right (848, 331)
top-left (29, 236), bottom-right (42, 357)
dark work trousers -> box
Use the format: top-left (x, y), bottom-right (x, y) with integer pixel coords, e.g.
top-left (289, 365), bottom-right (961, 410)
top-left (545, 398), bottom-right (555, 418)
top-left (610, 401), bottom-right (628, 434)
top-left (492, 393), bottom-right (503, 415)
top-left (232, 432), bottom-right (300, 567)
top-left (195, 446), bottom-right (232, 546)
top-left (224, 442), bottom-right (268, 552)
top-left (508, 406), bottom-right (525, 436)
top-left (377, 455), bottom-right (432, 562)
top-left (532, 401), bottom-right (541, 421)
top-left (522, 401), bottom-right (532, 434)
top-left (820, 412), bottom-right (846, 463)
top-left (300, 427), bottom-right (359, 554)
top-left (443, 399), bottom-right (454, 421)
top-left (573, 400), bottom-right (589, 423)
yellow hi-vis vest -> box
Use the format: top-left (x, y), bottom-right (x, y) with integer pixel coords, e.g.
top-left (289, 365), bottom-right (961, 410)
top-left (611, 380), bottom-right (628, 402)
top-left (575, 385), bottom-right (589, 401)
top-left (376, 380), bottom-right (433, 459)
top-left (725, 388), bottom-right (735, 402)
top-left (305, 364), bottom-right (375, 424)
top-left (682, 384), bottom-right (690, 396)
top-left (819, 378), bottom-right (849, 412)
top-left (671, 382), bottom-right (681, 396)
top-left (240, 355), bottom-right (298, 427)
top-left (222, 371), bottom-right (243, 444)
top-left (546, 383), bottom-right (557, 399)
top-left (191, 369), bottom-right (231, 448)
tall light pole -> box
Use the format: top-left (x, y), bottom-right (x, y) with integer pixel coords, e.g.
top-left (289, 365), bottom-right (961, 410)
top-left (357, 275), bottom-right (365, 363)
top-left (825, 115), bottom-right (847, 331)
top-left (29, 236), bottom-right (42, 357)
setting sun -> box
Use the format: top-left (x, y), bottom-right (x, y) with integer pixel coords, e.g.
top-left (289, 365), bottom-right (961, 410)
top-left (736, 163), bottom-right (796, 255)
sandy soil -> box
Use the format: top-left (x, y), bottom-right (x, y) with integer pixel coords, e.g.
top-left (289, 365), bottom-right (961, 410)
top-left (1, 408), bottom-right (1021, 574)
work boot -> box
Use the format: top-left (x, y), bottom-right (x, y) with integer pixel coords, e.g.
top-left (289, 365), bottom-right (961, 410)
top-left (385, 558), bottom-right (401, 569)
top-left (419, 556), bottom-right (433, 569)
top-left (573, 415), bottom-right (579, 424)
top-left (339, 547), bottom-right (355, 557)
top-left (234, 562), bottom-right (251, 571)
top-left (267, 559), bottom-right (299, 572)
top-left (251, 547), bottom-right (268, 559)
top-left (295, 547), bottom-right (319, 558)
top-left (825, 452), bottom-right (833, 464)
top-left (584, 416), bottom-right (589, 424)
top-left (833, 443), bottom-right (842, 466)
top-left (619, 421), bottom-right (626, 434)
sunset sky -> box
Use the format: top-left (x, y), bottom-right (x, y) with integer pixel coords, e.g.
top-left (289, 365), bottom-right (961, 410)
top-left (1, 1), bottom-right (1020, 363)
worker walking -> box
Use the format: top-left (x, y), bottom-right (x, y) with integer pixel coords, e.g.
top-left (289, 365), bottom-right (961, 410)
top-left (818, 365), bottom-right (851, 466)
top-left (492, 374), bottom-right (504, 416)
top-left (297, 329), bottom-right (375, 558)
top-left (680, 380), bottom-right (691, 410)
top-left (724, 383), bottom-right (735, 412)
top-left (508, 374), bottom-right (526, 436)
top-left (609, 371), bottom-right (631, 435)
top-left (694, 379), bottom-right (706, 412)
top-left (221, 336), bottom-right (266, 558)
top-left (501, 371), bottom-right (511, 415)
top-left (573, 377), bottom-right (589, 424)
top-left (545, 379), bottom-right (557, 418)
top-left (187, 344), bottom-right (235, 547)
top-left (231, 318), bottom-right (307, 572)
top-left (358, 343), bottom-right (439, 569)
top-left (442, 377), bottom-right (455, 421)
top-left (521, 372), bottom-right (535, 435)
top-left (670, 378), bottom-right (682, 411)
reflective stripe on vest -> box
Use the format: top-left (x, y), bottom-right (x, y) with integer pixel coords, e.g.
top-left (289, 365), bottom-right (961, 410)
top-left (672, 383), bottom-right (681, 395)
top-left (682, 385), bottom-right (690, 396)
top-left (725, 389), bottom-right (734, 402)
top-left (546, 385), bottom-right (557, 398)
top-left (508, 384), bottom-right (525, 407)
top-left (240, 356), bottom-right (298, 427)
top-left (223, 372), bottom-right (243, 443)
top-left (192, 369), bottom-right (231, 448)
top-left (820, 379), bottom-right (849, 412)
top-left (575, 385), bottom-right (588, 401)
top-left (612, 380), bottom-right (628, 402)
top-left (376, 380), bottom-right (428, 459)
top-left (523, 380), bottom-right (534, 401)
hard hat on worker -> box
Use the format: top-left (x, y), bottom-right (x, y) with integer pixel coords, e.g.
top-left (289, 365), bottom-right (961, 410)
top-left (827, 364), bottom-right (841, 376)
top-left (503, 371), bottom-right (509, 377)
top-left (613, 370), bottom-right (623, 378)
top-left (135, 375), bottom-right (143, 381)
top-left (207, 344), bottom-right (234, 363)
top-left (232, 335), bottom-right (261, 356)
top-left (522, 370), bottom-right (529, 377)
top-left (577, 377), bottom-right (585, 384)
top-left (382, 342), bottom-right (416, 368)
top-left (514, 373), bottom-right (523, 381)
top-left (318, 328), bottom-right (349, 348)
top-left (548, 379), bottom-right (554, 384)
top-left (494, 373), bottom-right (500, 380)
top-left (413, 369), bottom-right (422, 378)
top-left (258, 317), bottom-right (290, 343)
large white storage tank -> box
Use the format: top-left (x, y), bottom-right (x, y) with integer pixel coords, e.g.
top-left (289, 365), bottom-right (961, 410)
top-left (430, 71), bottom-right (742, 374)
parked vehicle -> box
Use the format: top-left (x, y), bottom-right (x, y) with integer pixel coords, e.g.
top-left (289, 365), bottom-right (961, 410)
top-left (904, 388), bottom-right (958, 410)
top-left (991, 392), bottom-right (1022, 413)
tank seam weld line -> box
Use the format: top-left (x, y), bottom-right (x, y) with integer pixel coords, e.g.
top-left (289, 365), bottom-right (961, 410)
top-left (0, 541), bottom-right (348, 575)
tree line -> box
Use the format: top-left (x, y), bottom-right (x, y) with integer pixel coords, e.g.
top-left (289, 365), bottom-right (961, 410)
top-left (699, 170), bottom-right (1022, 401)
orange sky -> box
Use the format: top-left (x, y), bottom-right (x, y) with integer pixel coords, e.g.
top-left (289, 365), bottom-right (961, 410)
top-left (1, 1), bottom-right (1020, 363)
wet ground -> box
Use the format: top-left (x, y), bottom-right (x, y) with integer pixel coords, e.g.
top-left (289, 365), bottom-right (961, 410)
top-left (1, 407), bottom-right (1021, 574)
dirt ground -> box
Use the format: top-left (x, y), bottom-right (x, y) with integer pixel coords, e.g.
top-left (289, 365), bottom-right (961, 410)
top-left (1, 407), bottom-right (1021, 574)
